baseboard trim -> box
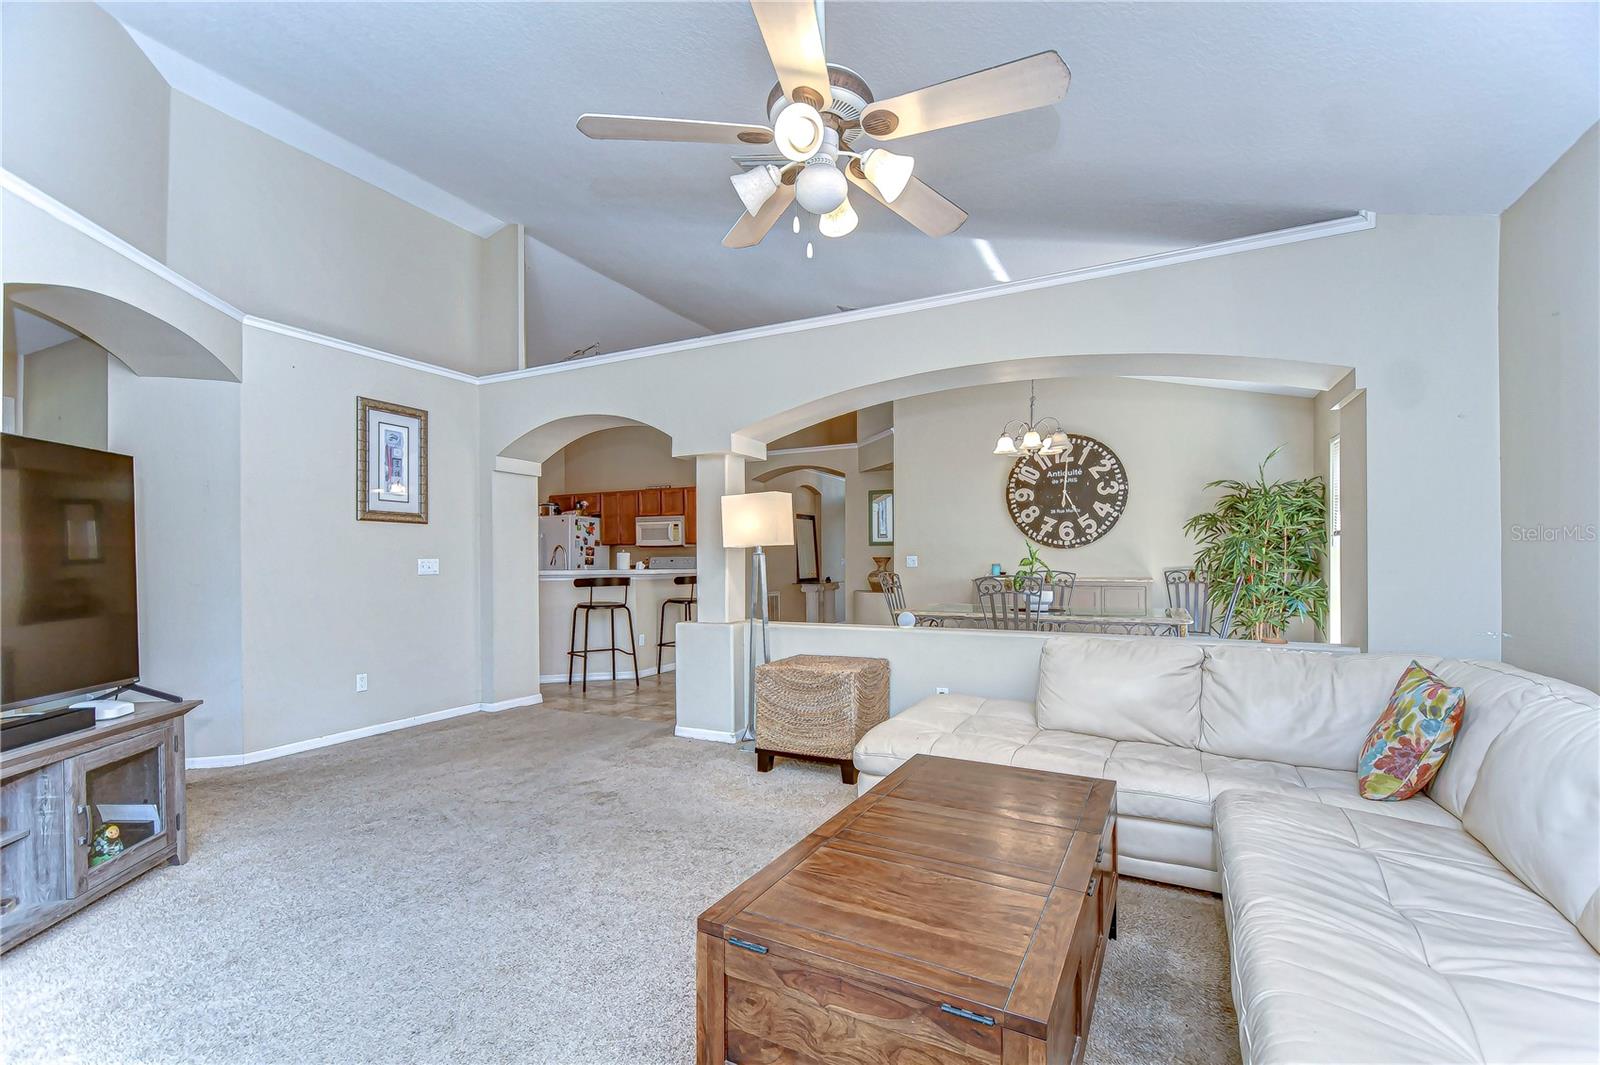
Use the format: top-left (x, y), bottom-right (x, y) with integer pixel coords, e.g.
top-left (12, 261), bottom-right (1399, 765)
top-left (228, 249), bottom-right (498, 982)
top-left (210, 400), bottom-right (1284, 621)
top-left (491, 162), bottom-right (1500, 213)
top-left (539, 663), bottom-right (675, 684)
top-left (187, 693), bottom-right (544, 768)
top-left (674, 725), bottom-right (739, 744)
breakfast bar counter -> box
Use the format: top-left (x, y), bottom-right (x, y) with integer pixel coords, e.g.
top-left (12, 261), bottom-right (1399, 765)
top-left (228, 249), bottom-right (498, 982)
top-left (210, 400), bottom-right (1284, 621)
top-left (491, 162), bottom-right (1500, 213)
top-left (537, 568), bottom-right (697, 683)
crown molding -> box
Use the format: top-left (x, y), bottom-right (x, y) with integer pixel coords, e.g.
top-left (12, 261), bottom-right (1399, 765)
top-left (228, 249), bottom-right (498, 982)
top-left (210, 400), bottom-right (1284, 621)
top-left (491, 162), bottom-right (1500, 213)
top-left (478, 211), bottom-right (1378, 385)
top-left (242, 317), bottom-right (481, 384)
top-left (2, 169), bottom-right (246, 322)
top-left (121, 25), bottom-right (505, 238)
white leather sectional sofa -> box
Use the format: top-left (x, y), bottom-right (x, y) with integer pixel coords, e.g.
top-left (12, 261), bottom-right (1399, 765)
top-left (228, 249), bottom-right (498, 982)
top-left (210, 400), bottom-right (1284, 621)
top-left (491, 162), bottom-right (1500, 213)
top-left (852, 636), bottom-right (1600, 1063)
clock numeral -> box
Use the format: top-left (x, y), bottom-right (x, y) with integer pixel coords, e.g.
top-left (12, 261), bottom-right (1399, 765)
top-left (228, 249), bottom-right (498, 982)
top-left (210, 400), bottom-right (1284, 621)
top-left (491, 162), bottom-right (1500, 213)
top-left (1079, 515), bottom-right (1099, 536)
top-left (1010, 487), bottom-right (1034, 504)
top-left (1096, 479), bottom-right (1120, 496)
top-left (1088, 459), bottom-right (1115, 478)
top-left (1093, 501), bottom-right (1117, 518)
top-left (1038, 515), bottom-right (1058, 535)
top-left (1016, 464), bottom-right (1040, 485)
top-left (1078, 443), bottom-right (1095, 465)
top-left (1018, 505), bottom-right (1040, 524)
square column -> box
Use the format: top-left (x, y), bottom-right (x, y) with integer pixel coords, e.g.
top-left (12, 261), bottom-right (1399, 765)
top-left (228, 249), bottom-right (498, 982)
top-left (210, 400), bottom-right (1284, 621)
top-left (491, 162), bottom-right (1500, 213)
top-left (694, 453), bottom-right (749, 623)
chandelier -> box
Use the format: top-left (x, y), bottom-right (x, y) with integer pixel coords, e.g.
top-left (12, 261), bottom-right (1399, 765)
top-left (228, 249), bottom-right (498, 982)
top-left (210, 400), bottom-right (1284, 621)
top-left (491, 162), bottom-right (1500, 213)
top-left (993, 381), bottom-right (1068, 457)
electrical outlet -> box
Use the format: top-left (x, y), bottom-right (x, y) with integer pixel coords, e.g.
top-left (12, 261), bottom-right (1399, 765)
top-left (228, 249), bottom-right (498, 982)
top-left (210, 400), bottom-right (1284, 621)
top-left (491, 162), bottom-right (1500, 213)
top-left (638, 633), bottom-right (647, 646)
top-left (355, 673), bottom-right (368, 693)
top-left (417, 558), bottom-right (440, 575)
top-left (905, 555), bottom-right (919, 568)
top-left (935, 686), bottom-right (950, 695)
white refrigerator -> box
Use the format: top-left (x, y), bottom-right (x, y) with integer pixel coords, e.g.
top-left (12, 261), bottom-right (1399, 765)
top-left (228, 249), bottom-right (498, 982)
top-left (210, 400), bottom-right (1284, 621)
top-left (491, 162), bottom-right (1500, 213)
top-left (538, 514), bottom-right (602, 570)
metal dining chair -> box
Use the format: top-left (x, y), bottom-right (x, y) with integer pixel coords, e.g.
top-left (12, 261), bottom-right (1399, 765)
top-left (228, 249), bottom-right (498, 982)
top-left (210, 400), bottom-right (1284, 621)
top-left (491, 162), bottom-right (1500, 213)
top-left (1046, 571), bottom-right (1076, 613)
top-left (1164, 568), bottom-right (1213, 635)
top-left (1212, 573), bottom-right (1246, 638)
top-left (975, 574), bottom-right (1045, 630)
top-left (875, 570), bottom-right (936, 626)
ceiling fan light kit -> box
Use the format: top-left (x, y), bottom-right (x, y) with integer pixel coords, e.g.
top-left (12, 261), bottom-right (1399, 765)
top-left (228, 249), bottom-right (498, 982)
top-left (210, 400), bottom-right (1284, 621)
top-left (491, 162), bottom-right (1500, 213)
top-left (576, 1), bottom-right (1070, 248)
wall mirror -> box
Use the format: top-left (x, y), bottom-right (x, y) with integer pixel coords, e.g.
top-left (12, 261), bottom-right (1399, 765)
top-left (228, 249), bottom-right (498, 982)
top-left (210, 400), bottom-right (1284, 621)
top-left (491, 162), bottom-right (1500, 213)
top-left (794, 514), bottom-right (819, 582)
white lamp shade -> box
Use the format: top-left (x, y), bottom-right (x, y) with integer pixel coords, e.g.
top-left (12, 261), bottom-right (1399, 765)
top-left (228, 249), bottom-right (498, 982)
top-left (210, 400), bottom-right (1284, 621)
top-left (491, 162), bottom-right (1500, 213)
top-left (1021, 429), bottom-right (1043, 451)
top-left (773, 101), bottom-right (825, 162)
top-left (721, 492), bottom-right (796, 548)
top-left (861, 148), bottom-right (915, 203)
top-left (818, 197), bottom-right (858, 237)
top-left (993, 434), bottom-right (1018, 456)
top-left (730, 165), bottom-right (782, 217)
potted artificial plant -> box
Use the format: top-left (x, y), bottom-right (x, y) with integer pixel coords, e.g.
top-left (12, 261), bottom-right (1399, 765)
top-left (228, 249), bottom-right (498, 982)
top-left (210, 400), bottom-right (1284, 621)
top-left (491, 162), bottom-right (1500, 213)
top-left (1014, 542), bottom-right (1055, 609)
top-left (1182, 448), bottom-right (1328, 642)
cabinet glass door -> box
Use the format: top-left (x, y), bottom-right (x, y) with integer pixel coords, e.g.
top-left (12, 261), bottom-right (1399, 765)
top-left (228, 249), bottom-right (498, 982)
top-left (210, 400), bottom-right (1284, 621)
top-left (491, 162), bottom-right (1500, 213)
top-left (70, 729), bottom-right (171, 896)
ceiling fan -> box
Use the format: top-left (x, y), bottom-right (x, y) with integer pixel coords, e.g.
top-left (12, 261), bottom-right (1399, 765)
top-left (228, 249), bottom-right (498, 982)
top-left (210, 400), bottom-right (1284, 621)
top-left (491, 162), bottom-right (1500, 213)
top-left (576, 1), bottom-right (1069, 248)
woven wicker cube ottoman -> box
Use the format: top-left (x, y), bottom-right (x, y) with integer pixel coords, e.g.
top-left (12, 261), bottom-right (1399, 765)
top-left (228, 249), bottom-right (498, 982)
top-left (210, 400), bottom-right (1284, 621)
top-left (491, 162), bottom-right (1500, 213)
top-left (754, 654), bottom-right (889, 784)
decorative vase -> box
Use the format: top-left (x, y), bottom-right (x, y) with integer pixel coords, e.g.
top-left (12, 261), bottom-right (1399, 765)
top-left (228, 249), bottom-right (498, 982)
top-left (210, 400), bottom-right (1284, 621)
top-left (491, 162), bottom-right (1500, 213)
top-left (868, 558), bottom-right (892, 591)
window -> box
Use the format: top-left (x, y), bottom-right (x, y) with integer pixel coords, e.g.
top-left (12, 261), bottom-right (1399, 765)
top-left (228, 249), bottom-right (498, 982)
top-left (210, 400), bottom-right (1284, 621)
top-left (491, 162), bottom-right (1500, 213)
top-left (1328, 436), bottom-right (1341, 644)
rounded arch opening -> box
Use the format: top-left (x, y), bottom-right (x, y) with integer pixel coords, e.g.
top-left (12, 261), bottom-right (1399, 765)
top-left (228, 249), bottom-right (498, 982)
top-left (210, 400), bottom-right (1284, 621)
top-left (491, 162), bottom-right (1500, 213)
top-left (5, 283), bottom-right (238, 382)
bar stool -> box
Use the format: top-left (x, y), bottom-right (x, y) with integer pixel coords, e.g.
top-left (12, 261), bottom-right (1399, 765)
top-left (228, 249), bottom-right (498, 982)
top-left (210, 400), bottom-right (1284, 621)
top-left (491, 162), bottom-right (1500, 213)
top-left (567, 576), bottom-right (638, 693)
top-left (656, 574), bottom-right (697, 675)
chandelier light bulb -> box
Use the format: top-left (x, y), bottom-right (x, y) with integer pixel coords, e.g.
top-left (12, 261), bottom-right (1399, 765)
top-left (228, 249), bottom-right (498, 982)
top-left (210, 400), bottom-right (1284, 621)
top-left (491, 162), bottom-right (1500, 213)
top-left (796, 162), bottom-right (848, 214)
top-left (773, 101), bottom-right (825, 162)
top-left (819, 197), bottom-right (858, 238)
top-left (861, 148), bottom-right (915, 202)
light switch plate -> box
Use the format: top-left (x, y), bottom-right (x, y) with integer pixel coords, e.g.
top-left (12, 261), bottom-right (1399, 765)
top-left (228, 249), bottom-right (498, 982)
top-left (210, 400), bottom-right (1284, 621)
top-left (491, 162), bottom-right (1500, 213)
top-left (905, 555), bottom-right (919, 568)
top-left (417, 558), bottom-right (440, 575)
top-left (355, 673), bottom-right (368, 693)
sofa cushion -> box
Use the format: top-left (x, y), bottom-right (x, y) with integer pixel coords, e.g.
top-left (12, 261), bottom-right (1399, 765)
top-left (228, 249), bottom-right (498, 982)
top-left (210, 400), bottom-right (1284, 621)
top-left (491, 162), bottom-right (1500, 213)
top-left (851, 695), bottom-right (1039, 778)
top-left (1427, 659), bottom-right (1600, 818)
top-left (1035, 636), bottom-right (1204, 745)
top-left (1356, 661), bottom-right (1466, 800)
top-left (1218, 790), bottom-right (1600, 1065)
top-left (1199, 644), bottom-right (1443, 771)
top-left (1462, 687), bottom-right (1600, 951)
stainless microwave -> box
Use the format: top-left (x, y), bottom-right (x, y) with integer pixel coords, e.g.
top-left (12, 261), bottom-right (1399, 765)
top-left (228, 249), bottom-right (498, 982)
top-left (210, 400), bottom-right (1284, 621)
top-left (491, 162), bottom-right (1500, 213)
top-left (635, 516), bottom-right (686, 547)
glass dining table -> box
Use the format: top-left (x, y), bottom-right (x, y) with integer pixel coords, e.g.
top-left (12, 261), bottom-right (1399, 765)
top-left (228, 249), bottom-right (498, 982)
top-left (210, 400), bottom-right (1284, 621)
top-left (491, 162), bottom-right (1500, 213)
top-left (909, 603), bottom-right (1194, 636)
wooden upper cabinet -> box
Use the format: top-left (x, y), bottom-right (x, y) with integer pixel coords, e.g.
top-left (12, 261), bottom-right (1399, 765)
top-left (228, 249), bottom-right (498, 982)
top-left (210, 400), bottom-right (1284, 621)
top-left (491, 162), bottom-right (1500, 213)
top-left (685, 487), bottom-right (697, 544)
top-left (661, 487), bottom-right (687, 516)
top-left (638, 488), bottom-right (663, 516)
top-left (599, 490), bottom-right (640, 545)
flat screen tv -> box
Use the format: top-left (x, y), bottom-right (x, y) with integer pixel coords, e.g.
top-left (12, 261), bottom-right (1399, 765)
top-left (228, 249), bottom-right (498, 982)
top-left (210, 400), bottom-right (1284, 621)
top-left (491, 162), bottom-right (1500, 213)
top-left (1, 433), bottom-right (139, 710)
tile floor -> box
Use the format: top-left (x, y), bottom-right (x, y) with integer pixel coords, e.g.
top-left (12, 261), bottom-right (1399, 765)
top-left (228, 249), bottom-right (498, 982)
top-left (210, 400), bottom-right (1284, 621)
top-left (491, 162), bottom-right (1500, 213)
top-left (538, 670), bottom-right (677, 725)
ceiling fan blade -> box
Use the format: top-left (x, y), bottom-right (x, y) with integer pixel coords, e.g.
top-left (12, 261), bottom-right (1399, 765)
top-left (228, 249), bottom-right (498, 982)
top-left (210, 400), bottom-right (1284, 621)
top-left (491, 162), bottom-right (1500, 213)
top-left (749, 1), bottom-right (833, 110)
top-left (858, 51), bottom-right (1069, 140)
top-left (723, 183), bottom-right (797, 248)
top-left (847, 166), bottom-right (967, 237)
top-left (577, 114), bottom-right (775, 146)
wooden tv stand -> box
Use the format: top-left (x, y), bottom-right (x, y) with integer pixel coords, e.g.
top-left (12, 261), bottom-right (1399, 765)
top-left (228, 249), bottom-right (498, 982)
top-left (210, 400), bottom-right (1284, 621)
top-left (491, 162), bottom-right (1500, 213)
top-left (1, 700), bottom-right (201, 953)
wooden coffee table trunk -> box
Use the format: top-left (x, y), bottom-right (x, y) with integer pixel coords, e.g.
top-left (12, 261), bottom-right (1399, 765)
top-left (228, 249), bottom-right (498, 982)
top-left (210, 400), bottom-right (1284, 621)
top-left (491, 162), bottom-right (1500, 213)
top-left (697, 755), bottom-right (1117, 1065)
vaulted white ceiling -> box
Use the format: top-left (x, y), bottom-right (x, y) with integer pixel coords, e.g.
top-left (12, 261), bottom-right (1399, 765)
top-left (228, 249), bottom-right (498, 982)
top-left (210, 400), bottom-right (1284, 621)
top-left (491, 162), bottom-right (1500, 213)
top-left (106, 1), bottom-right (1598, 338)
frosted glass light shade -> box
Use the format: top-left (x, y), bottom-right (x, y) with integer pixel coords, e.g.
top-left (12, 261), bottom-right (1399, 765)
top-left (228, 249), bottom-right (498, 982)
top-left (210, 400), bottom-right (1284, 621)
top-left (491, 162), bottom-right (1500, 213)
top-left (993, 434), bottom-right (1018, 456)
top-left (774, 102), bottom-right (824, 162)
top-left (721, 492), bottom-right (795, 548)
top-left (861, 148), bottom-right (914, 202)
top-left (796, 162), bottom-right (848, 214)
top-left (1021, 429), bottom-right (1043, 451)
top-left (819, 197), bottom-right (858, 237)
top-left (730, 165), bottom-right (782, 217)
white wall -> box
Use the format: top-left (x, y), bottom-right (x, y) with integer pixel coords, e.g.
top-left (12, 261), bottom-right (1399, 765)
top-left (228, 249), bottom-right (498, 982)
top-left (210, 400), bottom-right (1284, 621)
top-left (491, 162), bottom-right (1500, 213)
top-left (107, 360), bottom-right (244, 759)
top-left (893, 378), bottom-right (1315, 605)
top-left (523, 236), bottom-right (710, 367)
top-left (165, 93), bottom-right (505, 374)
top-left (20, 338), bottom-right (109, 449)
top-left (1, 2), bottom-right (170, 258)
top-left (238, 325), bottom-right (482, 753)
top-left (1499, 125), bottom-right (1600, 691)
top-left (546, 425), bottom-right (695, 495)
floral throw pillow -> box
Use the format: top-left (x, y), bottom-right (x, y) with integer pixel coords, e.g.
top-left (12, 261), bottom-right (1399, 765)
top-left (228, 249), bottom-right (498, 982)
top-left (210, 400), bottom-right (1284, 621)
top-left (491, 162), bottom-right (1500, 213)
top-left (1357, 662), bottom-right (1466, 801)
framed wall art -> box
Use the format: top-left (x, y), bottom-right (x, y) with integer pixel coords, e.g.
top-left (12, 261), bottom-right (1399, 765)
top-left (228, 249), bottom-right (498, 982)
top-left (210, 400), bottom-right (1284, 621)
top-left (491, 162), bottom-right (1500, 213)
top-left (867, 489), bottom-right (894, 546)
top-left (357, 397), bottom-right (428, 524)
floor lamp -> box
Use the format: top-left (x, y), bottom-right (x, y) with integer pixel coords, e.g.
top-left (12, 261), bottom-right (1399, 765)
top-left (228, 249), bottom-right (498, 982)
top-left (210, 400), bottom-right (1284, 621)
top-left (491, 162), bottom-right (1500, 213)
top-left (720, 491), bottom-right (794, 744)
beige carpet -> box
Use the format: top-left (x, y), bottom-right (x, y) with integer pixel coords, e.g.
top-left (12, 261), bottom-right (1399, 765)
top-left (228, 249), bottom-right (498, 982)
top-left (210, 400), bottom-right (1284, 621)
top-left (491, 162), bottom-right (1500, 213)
top-left (1, 705), bottom-right (1238, 1064)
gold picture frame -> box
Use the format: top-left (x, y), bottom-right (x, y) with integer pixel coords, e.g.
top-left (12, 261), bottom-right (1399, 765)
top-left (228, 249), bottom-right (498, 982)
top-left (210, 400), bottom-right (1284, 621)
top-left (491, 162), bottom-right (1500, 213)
top-left (356, 397), bottom-right (428, 524)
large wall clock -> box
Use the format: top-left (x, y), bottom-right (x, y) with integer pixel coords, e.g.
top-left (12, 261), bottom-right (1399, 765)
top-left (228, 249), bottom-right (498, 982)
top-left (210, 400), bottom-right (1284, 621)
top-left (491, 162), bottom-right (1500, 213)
top-left (1004, 435), bottom-right (1129, 548)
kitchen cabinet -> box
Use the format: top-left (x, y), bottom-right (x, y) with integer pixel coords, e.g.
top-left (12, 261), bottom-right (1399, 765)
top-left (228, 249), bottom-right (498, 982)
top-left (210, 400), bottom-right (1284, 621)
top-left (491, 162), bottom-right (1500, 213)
top-left (638, 488), bottom-right (663, 516)
top-left (599, 490), bottom-right (639, 545)
top-left (685, 488), bottom-right (697, 544)
top-left (661, 487), bottom-right (687, 516)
